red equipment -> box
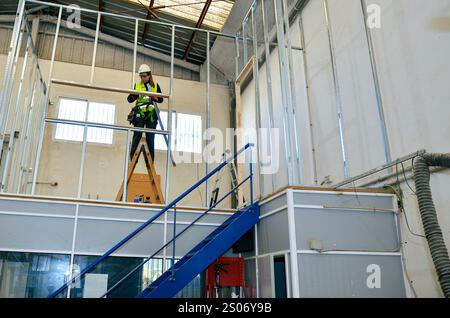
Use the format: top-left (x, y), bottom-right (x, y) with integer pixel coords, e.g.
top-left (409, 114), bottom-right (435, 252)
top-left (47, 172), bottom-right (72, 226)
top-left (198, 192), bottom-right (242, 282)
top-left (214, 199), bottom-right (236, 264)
top-left (205, 256), bottom-right (252, 298)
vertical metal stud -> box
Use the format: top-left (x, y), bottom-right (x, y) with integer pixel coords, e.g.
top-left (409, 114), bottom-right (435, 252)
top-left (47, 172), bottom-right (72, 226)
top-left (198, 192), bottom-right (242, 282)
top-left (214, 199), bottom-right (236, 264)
top-left (31, 6), bottom-right (63, 195)
top-left (90, 12), bottom-right (101, 84)
top-left (251, 3), bottom-right (265, 197)
top-left (273, 0), bottom-right (294, 186)
top-left (360, 0), bottom-right (392, 164)
top-left (298, 16), bottom-right (319, 185)
top-left (205, 31), bottom-right (211, 207)
top-left (261, 0), bottom-right (276, 193)
top-left (282, 0), bottom-right (303, 184)
top-left (76, 124), bottom-right (89, 199)
top-left (1, 35), bottom-right (31, 191)
top-left (132, 19), bottom-right (138, 88)
top-left (323, 0), bottom-right (350, 178)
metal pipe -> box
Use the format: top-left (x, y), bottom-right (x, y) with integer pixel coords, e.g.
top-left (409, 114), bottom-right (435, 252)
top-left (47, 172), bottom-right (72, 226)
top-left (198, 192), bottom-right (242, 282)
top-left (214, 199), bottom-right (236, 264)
top-left (31, 6), bottom-right (62, 195)
top-left (76, 124), bottom-right (88, 199)
top-left (323, 0), bottom-right (350, 178)
top-left (1, 35), bottom-right (31, 192)
top-left (282, 0), bottom-right (303, 184)
top-left (332, 149), bottom-right (426, 188)
top-left (51, 79), bottom-right (170, 99)
top-left (360, 0), bottom-right (392, 165)
top-left (122, 129), bottom-right (131, 202)
top-left (273, 0), bottom-right (294, 186)
top-left (298, 16), bottom-right (318, 185)
top-left (89, 12), bottom-right (101, 84)
top-left (44, 118), bottom-right (169, 135)
top-left (261, 0), bottom-right (276, 193)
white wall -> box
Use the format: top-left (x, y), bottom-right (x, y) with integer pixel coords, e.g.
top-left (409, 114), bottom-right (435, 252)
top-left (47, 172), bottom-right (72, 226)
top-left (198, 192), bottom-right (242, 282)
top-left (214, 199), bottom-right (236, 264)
top-left (239, 0), bottom-right (450, 297)
top-left (0, 54), bottom-right (232, 207)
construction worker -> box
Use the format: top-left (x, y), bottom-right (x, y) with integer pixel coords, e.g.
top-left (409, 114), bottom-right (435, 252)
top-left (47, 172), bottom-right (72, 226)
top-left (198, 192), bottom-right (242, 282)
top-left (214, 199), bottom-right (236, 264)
top-left (127, 64), bottom-right (164, 162)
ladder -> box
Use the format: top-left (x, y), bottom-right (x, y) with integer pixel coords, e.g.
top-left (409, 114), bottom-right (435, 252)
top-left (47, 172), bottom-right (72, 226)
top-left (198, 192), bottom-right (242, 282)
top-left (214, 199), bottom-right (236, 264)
top-left (116, 137), bottom-right (164, 204)
top-left (210, 149), bottom-right (244, 207)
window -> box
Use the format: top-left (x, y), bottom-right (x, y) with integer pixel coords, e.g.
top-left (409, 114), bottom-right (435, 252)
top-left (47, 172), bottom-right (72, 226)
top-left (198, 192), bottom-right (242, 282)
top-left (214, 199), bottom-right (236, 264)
top-left (155, 111), bottom-right (202, 153)
top-left (55, 98), bottom-right (115, 144)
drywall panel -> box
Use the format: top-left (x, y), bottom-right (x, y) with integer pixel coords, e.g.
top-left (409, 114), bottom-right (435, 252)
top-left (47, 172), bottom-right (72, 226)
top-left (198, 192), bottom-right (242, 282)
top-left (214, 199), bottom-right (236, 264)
top-left (327, 0), bottom-right (387, 175)
top-left (0, 214), bottom-right (74, 252)
top-left (293, 191), bottom-right (394, 210)
top-left (294, 207), bottom-right (399, 251)
top-left (297, 253), bottom-right (406, 297)
top-left (257, 210), bottom-right (290, 255)
top-left (302, 0), bottom-right (345, 184)
top-left (257, 255), bottom-right (273, 298)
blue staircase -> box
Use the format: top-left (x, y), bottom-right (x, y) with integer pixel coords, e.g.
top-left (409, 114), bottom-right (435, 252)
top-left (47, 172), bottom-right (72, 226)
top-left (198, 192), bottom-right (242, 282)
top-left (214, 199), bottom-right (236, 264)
top-left (139, 203), bottom-right (259, 298)
top-left (48, 143), bottom-right (257, 298)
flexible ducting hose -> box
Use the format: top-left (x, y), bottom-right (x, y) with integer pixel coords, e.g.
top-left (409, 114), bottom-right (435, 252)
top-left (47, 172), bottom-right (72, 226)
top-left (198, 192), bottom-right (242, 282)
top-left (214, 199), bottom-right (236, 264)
top-left (413, 153), bottom-right (450, 297)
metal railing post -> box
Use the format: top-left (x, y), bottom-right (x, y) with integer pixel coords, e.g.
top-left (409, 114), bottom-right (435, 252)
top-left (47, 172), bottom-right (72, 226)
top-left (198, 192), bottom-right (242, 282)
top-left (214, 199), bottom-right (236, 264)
top-left (171, 205), bottom-right (177, 280)
top-left (76, 124), bottom-right (88, 199)
top-left (123, 129), bottom-right (131, 202)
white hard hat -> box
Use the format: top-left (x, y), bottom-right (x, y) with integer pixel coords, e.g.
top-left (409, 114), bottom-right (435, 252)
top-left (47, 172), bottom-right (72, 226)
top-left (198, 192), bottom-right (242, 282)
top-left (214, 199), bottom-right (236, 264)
top-left (138, 64), bottom-right (151, 74)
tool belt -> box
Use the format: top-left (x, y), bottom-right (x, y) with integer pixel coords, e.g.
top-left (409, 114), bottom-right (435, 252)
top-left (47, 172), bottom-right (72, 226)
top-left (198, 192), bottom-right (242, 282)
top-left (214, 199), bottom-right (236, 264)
top-left (127, 103), bottom-right (156, 123)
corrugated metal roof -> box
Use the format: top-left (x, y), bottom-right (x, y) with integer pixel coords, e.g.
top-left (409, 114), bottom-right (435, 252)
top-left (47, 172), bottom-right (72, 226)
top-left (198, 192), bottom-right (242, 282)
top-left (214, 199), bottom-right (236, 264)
top-left (0, 0), bottom-right (237, 65)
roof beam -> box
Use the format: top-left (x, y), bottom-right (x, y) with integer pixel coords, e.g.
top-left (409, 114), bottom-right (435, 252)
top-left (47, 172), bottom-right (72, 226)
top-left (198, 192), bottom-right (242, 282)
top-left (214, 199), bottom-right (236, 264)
top-left (98, 0), bottom-right (105, 30)
top-left (141, 0), bottom-right (156, 44)
top-left (183, 0), bottom-right (212, 60)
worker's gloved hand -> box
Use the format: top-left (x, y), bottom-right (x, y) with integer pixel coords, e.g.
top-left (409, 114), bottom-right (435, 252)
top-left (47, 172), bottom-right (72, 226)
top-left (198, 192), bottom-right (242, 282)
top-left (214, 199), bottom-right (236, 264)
top-left (151, 95), bottom-right (158, 102)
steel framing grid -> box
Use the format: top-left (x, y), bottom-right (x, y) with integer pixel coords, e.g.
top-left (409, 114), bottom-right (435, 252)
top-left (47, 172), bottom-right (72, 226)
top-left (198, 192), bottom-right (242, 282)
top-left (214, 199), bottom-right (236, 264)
top-left (0, 0), bottom-right (242, 206)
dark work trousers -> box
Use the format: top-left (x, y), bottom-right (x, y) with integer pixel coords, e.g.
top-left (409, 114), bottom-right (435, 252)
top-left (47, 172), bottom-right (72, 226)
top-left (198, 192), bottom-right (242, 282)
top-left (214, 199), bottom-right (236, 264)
top-left (130, 114), bottom-right (158, 162)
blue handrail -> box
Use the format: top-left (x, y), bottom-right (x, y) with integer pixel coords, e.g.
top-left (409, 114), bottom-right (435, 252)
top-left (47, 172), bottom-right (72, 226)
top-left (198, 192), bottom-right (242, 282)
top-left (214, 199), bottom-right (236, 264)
top-left (99, 174), bottom-right (252, 298)
top-left (49, 143), bottom-right (254, 298)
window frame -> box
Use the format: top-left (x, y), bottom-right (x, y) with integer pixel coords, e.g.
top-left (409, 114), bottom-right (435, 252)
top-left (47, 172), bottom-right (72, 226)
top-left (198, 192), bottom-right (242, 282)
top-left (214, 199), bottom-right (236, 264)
top-left (154, 109), bottom-right (203, 154)
top-left (53, 96), bottom-right (117, 147)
